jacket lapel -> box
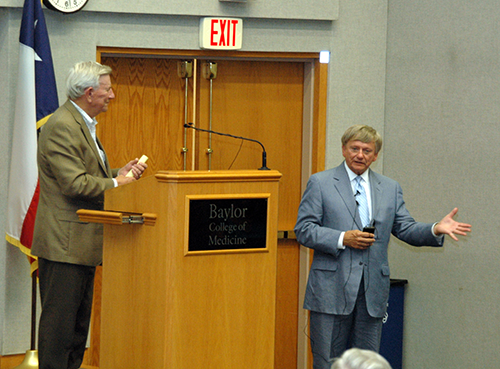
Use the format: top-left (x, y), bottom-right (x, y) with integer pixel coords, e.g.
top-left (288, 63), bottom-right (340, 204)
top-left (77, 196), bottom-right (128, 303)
top-left (369, 170), bottom-right (382, 225)
top-left (333, 164), bottom-right (363, 230)
top-left (65, 100), bottom-right (111, 177)
top-left (95, 137), bottom-right (113, 177)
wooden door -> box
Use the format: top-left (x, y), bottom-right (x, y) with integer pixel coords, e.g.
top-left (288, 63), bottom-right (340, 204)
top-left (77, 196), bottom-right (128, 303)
top-left (95, 57), bottom-right (191, 174)
top-left (97, 56), bottom-right (302, 229)
top-left (86, 49), bottom-right (326, 369)
top-left (196, 59), bottom-right (303, 230)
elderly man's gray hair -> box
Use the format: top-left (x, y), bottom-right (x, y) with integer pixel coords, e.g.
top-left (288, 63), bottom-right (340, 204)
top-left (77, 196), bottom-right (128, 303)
top-left (66, 61), bottom-right (112, 100)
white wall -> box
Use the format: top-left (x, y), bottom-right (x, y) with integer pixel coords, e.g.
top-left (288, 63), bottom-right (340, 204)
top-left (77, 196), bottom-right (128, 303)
top-left (325, 1), bottom-right (388, 170)
top-left (385, 0), bottom-right (499, 367)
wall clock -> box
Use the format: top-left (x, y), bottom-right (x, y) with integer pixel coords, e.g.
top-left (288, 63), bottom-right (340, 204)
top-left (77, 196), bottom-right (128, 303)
top-left (43, 0), bottom-right (89, 14)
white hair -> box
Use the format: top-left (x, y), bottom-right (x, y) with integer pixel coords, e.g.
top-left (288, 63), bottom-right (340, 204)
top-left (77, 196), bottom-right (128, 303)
top-left (66, 61), bottom-right (112, 100)
top-left (331, 349), bottom-right (392, 369)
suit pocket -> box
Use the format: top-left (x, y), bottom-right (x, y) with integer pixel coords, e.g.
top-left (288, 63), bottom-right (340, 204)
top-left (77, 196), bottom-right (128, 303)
top-left (381, 264), bottom-right (390, 276)
top-left (311, 258), bottom-right (338, 272)
top-left (58, 212), bottom-right (86, 252)
top-left (59, 218), bottom-right (103, 260)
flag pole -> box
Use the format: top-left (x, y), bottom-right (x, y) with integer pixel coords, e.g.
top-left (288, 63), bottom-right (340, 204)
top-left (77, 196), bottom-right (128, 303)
top-left (13, 273), bottom-right (39, 369)
top-left (30, 272), bottom-right (37, 350)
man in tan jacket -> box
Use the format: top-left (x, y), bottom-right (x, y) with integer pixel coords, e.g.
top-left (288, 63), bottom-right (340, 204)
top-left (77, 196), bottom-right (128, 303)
top-left (32, 61), bottom-right (147, 369)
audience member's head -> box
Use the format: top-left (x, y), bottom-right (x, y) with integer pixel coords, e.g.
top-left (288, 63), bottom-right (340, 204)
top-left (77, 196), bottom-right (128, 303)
top-left (331, 348), bottom-right (392, 369)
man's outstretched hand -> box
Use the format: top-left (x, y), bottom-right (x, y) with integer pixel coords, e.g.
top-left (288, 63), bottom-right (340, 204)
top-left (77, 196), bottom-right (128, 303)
top-left (434, 208), bottom-right (472, 241)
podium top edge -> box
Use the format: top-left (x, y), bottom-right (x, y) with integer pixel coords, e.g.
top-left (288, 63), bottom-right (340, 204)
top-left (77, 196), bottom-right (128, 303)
top-left (154, 169), bottom-right (282, 183)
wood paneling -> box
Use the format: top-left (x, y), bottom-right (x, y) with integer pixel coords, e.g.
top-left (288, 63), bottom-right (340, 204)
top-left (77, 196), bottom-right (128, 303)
top-left (97, 57), bottom-right (303, 230)
top-left (84, 266), bottom-right (101, 367)
top-left (197, 59), bottom-right (303, 231)
top-left (275, 239), bottom-right (300, 369)
top-left (97, 57), bottom-right (190, 174)
top-left (0, 354), bottom-right (23, 369)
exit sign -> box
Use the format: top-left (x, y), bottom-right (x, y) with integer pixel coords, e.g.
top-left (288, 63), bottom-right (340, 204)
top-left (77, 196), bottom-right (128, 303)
top-left (200, 17), bottom-right (243, 50)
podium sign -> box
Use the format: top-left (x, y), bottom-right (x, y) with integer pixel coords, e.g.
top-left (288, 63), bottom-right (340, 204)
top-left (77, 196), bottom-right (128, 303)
top-left (187, 195), bottom-right (268, 252)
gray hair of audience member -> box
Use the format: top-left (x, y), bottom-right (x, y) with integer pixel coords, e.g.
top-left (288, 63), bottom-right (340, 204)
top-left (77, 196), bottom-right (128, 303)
top-left (331, 348), bottom-right (392, 369)
top-left (341, 125), bottom-right (383, 154)
top-left (66, 61), bottom-right (112, 100)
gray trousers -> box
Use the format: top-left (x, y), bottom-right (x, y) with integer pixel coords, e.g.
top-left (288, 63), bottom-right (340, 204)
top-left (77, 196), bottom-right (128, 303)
top-left (309, 279), bottom-right (384, 369)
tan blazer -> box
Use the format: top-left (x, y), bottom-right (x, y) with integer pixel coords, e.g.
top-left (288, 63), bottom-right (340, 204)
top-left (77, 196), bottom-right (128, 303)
top-left (32, 100), bottom-right (118, 266)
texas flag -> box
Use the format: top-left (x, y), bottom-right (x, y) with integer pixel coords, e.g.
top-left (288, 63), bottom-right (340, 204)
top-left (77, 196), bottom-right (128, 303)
top-left (5, 0), bottom-right (58, 274)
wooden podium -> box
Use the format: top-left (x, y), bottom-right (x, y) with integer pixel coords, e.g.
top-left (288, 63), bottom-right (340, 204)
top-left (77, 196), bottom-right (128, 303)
top-left (80, 170), bottom-right (281, 369)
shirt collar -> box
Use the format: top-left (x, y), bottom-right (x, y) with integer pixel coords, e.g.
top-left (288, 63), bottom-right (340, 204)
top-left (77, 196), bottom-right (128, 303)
top-left (344, 161), bottom-right (370, 184)
top-left (70, 100), bottom-right (97, 131)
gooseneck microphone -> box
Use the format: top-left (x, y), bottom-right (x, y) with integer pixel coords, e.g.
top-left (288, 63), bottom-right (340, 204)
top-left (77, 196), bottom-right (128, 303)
top-left (184, 123), bottom-right (270, 170)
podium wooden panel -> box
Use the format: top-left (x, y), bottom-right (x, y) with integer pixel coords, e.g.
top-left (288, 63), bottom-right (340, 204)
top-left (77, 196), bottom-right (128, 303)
top-left (95, 170), bottom-right (281, 369)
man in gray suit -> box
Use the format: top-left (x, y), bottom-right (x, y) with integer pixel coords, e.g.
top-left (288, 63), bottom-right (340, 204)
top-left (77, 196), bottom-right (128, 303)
top-left (32, 61), bottom-right (147, 369)
top-left (294, 125), bottom-right (471, 369)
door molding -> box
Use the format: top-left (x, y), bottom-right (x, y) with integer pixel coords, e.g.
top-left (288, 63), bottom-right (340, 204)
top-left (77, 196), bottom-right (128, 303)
top-left (95, 47), bottom-right (327, 369)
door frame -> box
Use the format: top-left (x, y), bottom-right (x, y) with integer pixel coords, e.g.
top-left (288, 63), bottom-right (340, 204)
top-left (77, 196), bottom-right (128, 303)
top-left (94, 47), bottom-right (327, 369)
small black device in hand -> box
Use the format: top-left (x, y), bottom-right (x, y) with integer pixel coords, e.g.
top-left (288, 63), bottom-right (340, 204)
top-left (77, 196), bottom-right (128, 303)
top-left (363, 226), bottom-right (375, 234)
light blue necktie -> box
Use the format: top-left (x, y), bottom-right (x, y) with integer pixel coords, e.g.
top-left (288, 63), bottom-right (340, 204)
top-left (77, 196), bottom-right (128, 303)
top-left (355, 176), bottom-right (370, 228)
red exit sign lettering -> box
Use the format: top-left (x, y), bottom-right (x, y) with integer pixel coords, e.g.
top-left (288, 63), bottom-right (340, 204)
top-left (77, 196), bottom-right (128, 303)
top-left (200, 18), bottom-right (243, 50)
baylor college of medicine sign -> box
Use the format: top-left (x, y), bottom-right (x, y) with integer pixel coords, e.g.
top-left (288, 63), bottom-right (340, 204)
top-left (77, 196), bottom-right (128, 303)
top-left (187, 197), bottom-right (267, 252)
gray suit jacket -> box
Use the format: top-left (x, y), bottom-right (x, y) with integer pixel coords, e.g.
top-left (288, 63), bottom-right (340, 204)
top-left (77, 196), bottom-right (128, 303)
top-left (32, 100), bottom-right (118, 266)
top-left (294, 163), bottom-right (443, 318)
